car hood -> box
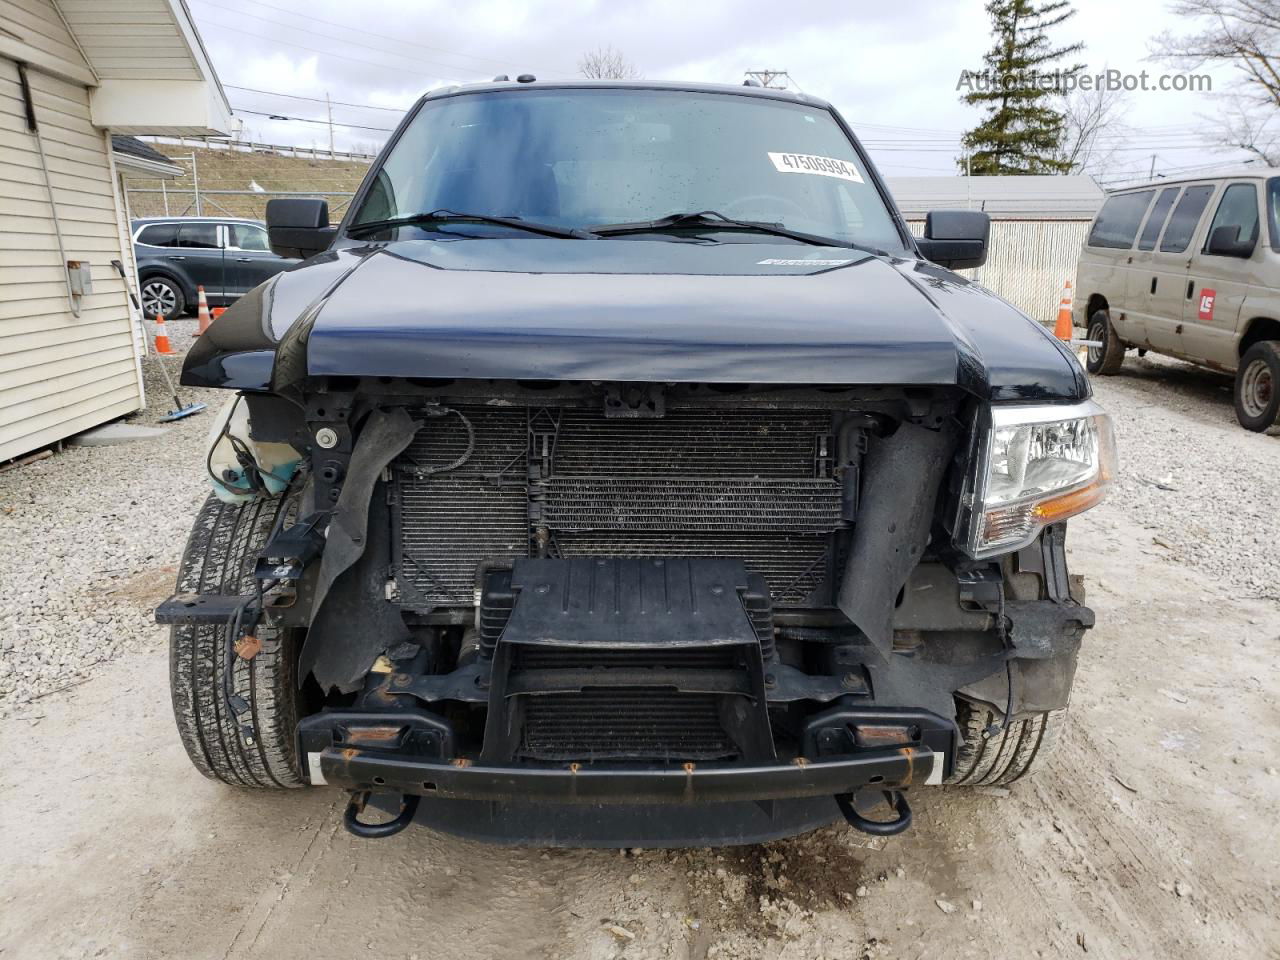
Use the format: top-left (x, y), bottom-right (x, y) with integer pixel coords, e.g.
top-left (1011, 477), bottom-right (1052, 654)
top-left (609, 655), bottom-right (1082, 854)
top-left (183, 237), bottom-right (1087, 402)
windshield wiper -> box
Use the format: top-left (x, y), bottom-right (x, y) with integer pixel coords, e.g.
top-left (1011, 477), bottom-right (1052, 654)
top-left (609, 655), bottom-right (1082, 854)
top-left (348, 209), bottom-right (593, 240)
top-left (589, 210), bottom-right (883, 253)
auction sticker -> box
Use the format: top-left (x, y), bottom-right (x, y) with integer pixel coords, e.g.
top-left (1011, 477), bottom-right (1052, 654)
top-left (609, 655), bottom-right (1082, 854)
top-left (768, 152), bottom-right (864, 183)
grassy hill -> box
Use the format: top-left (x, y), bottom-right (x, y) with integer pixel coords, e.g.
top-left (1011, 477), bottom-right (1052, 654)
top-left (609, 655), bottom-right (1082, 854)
top-left (125, 142), bottom-right (372, 221)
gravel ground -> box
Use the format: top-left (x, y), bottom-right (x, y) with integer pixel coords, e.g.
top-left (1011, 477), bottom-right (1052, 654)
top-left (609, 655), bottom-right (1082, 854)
top-left (0, 339), bottom-right (1276, 708)
top-left (1091, 352), bottom-right (1280, 600)
top-left (2, 337), bottom-right (1278, 959)
top-left (0, 319), bottom-right (218, 708)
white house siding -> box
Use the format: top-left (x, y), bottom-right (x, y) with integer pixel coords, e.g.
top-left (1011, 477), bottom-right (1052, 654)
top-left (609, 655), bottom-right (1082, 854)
top-left (0, 48), bottom-right (143, 461)
top-left (907, 218), bottom-right (1091, 326)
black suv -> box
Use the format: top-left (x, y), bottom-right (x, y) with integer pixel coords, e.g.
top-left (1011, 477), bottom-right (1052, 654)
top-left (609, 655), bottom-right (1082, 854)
top-left (161, 81), bottom-right (1115, 847)
top-left (132, 217), bottom-right (296, 319)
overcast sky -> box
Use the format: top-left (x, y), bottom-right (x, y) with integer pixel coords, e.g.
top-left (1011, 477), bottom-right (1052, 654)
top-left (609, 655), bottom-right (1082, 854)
top-left (189, 0), bottom-right (1256, 183)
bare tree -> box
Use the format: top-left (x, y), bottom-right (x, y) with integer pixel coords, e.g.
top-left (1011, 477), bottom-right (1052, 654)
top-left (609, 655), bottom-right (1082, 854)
top-left (1151, 0), bottom-right (1280, 164)
top-left (578, 45), bottom-right (642, 80)
top-left (1055, 82), bottom-right (1131, 174)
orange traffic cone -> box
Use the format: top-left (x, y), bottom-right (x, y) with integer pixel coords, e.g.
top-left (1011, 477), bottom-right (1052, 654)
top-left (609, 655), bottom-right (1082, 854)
top-left (194, 285), bottom-right (212, 337)
top-left (154, 314), bottom-right (173, 355)
top-left (211, 306), bottom-right (226, 320)
top-left (1054, 280), bottom-right (1073, 341)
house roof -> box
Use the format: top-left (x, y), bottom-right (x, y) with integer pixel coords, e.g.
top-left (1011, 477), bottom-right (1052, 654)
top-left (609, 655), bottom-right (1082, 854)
top-left (885, 175), bottom-right (1105, 220)
top-left (111, 136), bottom-right (186, 179)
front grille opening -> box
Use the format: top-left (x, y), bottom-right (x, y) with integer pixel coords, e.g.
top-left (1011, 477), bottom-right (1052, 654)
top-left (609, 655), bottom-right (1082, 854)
top-left (394, 404), bottom-right (845, 610)
top-left (518, 690), bottom-right (740, 762)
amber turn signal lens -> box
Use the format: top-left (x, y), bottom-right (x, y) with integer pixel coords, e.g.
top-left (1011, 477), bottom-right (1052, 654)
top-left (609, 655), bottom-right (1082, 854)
top-left (1031, 479), bottom-right (1107, 525)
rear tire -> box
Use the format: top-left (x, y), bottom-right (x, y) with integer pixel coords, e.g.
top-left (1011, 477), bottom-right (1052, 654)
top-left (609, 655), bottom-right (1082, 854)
top-left (169, 492), bottom-right (307, 788)
top-left (946, 700), bottom-right (1065, 786)
top-left (140, 275), bottom-right (186, 320)
top-left (1233, 341), bottom-right (1280, 432)
top-left (1085, 309), bottom-right (1124, 375)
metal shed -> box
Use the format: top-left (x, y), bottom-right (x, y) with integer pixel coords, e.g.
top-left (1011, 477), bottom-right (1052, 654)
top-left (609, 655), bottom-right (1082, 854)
top-left (886, 176), bottom-right (1104, 326)
top-left (0, 0), bottom-right (232, 463)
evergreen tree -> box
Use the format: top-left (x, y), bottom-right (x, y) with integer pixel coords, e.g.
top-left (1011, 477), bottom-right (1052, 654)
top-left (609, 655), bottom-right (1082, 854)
top-left (958, 0), bottom-right (1084, 175)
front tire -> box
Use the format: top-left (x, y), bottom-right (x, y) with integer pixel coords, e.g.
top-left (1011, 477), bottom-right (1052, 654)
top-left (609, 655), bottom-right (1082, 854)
top-left (170, 492), bottom-right (307, 788)
top-left (946, 700), bottom-right (1065, 785)
top-left (140, 275), bottom-right (186, 320)
top-left (1085, 309), bottom-right (1124, 375)
top-left (1234, 341), bottom-right (1280, 432)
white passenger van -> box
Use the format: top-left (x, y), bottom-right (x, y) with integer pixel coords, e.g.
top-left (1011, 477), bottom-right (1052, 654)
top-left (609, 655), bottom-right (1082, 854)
top-left (1075, 168), bottom-right (1280, 431)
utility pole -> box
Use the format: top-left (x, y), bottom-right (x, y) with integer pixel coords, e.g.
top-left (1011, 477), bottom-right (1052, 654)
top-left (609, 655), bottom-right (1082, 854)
top-left (1149, 153), bottom-right (1157, 179)
top-left (326, 91), bottom-right (335, 157)
top-left (190, 151), bottom-right (201, 216)
top-left (744, 70), bottom-right (793, 89)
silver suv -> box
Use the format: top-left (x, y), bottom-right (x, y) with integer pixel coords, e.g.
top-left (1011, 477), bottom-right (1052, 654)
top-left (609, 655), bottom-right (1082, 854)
top-left (1075, 169), bottom-right (1280, 431)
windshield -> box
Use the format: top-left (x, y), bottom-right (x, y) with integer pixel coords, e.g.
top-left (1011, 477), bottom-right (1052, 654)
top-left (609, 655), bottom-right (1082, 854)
top-left (350, 88), bottom-right (905, 251)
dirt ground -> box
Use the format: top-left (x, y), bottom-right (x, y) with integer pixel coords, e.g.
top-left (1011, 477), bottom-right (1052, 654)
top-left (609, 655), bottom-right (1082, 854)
top-left (2, 364), bottom-right (1278, 960)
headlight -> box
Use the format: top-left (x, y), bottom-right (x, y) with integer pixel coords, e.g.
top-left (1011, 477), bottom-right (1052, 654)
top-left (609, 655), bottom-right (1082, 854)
top-left (958, 400), bottom-right (1117, 558)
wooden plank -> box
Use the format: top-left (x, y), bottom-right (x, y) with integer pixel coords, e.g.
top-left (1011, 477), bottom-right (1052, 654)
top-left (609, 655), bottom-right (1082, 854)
top-left (0, 356), bottom-right (137, 412)
top-left (0, 145), bottom-right (112, 183)
top-left (0, 393), bottom-right (142, 461)
top-left (0, 233), bottom-right (126, 253)
top-left (0, 292), bottom-right (134, 334)
top-left (0, 289), bottom-right (130, 320)
top-left (0, 0), bottom-right (86, 65)
top-left (0, 176), bottom-right (116, 210)
top-left (0, 328), bottom-right (133, 374)
top-left (0, 214), bottom-right (121, 238)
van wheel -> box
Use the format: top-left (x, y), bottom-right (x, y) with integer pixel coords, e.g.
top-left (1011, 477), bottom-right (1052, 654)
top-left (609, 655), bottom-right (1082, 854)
top-left (946, 700), bottom-right (1065, 785)
top-left (1234, 341), bottom-right (1280, 432)
top-left (1085, 310), bottom-right (1124, 375)
top-left (170, 492), bottom-right (308, 788)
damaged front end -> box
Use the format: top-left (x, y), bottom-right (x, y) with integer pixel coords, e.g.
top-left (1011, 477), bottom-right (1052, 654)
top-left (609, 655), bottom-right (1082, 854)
top-left (159, 376), bottom-right (1107, 846)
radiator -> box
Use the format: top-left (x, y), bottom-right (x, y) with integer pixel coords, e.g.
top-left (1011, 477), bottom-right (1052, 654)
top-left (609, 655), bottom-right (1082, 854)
top-left (394, 405), bottom-right (843, 609)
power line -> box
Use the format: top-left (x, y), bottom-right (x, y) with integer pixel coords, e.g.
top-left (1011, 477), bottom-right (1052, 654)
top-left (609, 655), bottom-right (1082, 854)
top-left (225, 84), bottom-right (409, 113)
top-left (200, 0), bottom-right (575, 75)
top-left (192, 13), bottom-right (465, 82)
top-left (233, 107), bottom-right (396, 133)
top-left (193, 0), bottom-right (504, 79)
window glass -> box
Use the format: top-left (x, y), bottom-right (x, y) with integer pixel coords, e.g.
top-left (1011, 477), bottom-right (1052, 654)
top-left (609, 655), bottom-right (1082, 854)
top-left (137, 223), bottom-right (178, 247)
top-left (1159, 184), bottom-right (1215, 253)
top-left (353, 88), bottom-right (905, 251)
top-left (175, 222), bottom-right (221, 249)
top-left (231, 224), bottom-right (270, 251)
top-left (1087, 191), bottom-right (1154, 249)
top-left (1202, 182), bottom-right (1259, 256)
top-left (1137, 187), bottom-right (1180, 251)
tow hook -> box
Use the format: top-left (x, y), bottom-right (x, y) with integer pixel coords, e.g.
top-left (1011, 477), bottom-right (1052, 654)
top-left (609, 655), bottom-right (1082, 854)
top-left (342, 791), bottom-right (420, 839)
top-left (835, 789), bottom-right (913, 836)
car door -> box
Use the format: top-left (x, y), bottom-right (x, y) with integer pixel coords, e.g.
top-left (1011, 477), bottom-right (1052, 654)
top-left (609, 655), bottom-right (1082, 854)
top-left (1123, 186), bottom-right (1181, 346)
top-left (227, 223), bottom-right (294, 295)
top-left (172, 221), bottom-right (229, 303)
top-left (1183, 180), bottom-right (1262, 370)
top-left (1080, 189), bottom-right (1153, 342)
top-left (1147, 182), bottom-right (1217, 356)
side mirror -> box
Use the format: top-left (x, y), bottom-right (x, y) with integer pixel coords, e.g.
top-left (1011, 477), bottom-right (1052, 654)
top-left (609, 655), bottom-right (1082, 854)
top-left (916, 210), bottom-right (990, 270)
top-left (266, 198), bottom-right (337, 259)
top-left (1206, 224), bottom-right (1255, 258)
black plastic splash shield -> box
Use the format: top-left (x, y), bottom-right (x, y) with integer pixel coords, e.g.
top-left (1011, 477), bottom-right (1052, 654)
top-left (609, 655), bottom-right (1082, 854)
top-left (501, 556), bottom-right (761, 648)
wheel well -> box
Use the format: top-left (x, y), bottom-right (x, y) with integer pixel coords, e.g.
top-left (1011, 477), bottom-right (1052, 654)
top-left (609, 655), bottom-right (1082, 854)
top-left (140, 268), bottom-right (182, 287)
top-left (1085, 293), bottom-right (1109, 320)
top-left (1239, 317), bottom-right (1280, 356)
